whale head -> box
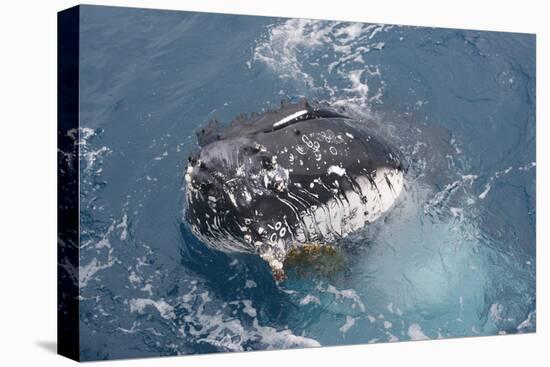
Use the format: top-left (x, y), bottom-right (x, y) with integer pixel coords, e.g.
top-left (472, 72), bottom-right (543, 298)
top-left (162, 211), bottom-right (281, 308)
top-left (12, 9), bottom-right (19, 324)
top-left (184, 100), bottom-right (405, 280)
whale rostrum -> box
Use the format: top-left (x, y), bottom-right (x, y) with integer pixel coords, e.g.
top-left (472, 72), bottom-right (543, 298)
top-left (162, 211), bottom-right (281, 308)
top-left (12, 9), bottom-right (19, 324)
top-left (184, 99), bottom-right (404, 280)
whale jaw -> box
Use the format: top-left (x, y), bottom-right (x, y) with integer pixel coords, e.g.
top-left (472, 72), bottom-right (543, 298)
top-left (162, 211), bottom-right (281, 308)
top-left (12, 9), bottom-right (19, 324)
top-left (295, 167), bottom-right (404, 243)
top-left (186, 166), bottom-right (404, 280)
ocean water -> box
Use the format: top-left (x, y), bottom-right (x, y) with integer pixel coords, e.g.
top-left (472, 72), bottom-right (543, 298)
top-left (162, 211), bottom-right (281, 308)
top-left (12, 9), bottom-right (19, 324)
top-left (75, 6), bottom-right (535, 360)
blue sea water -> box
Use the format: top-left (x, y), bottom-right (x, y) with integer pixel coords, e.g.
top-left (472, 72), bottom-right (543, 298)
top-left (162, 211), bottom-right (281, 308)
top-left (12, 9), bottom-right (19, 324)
top-left (75, 5), bottom-right (536, 360)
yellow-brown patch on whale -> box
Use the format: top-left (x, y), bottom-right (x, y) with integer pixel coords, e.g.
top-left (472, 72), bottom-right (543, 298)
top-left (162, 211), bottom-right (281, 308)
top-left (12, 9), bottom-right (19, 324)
top-left (284, 243), bottom-right (345, 278)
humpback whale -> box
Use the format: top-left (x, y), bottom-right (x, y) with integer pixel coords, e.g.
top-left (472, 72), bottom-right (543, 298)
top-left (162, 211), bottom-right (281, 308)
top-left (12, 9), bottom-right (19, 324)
top-left (184, 100), bottom-right (404, 280)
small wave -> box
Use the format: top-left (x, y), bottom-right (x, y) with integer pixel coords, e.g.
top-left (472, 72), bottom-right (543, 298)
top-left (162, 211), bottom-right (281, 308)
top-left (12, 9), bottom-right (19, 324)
top-left (253, 19), bottom-right (393, 114)
top-left (127, 285), bottom-right (320, 353)
top-left (407, 323), bottom-right (429, 341)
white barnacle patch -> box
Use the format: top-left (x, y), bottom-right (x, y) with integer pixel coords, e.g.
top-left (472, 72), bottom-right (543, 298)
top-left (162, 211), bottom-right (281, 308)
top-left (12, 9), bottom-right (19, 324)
top-left (328, 165), bottom-right (346, 176)
top-left (272, 109), bottom-right (308, 128)
top-left (235, 164), bottom-right (245, 177)
top-left (324, 130), bottom-right (335, 143)
top-left (259, 242), bottom-right (286, 271)
top-left (243, 189), bottom-right (252, 203)
top-left (302, 134), bottom-right (314, 148)
top-left (296, 144), bottom-right (308, 155)
top-left (238, 223), bottom-right (249, 232)
top-left (329, 146), bottom-right (338, 155)
top-left (271, 259), bottom-right (283, 270)
top-left (184, 165), bottom-right (194, 184)
top-left (345, 132), bottom-right (354, 139)
top-left (258, 158), bottom-right (290, 192)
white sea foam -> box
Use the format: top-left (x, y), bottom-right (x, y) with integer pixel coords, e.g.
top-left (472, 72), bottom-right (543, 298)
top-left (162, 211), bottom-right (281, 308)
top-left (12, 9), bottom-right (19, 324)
top-left (325, 285), bottom-right (366, 312)
top-left (79, 250), bottom-right (116, 288)
top-left (253, 19), bottom-right (393, 112)
top-left (478, 183), bottom-right (491, 199)
top-left (518, 161), bottom-right (536, 171)
top-left (241, 300), bottom-right (257, 318)
top-left (251, 320), bottom-right (321, 349)
top-left (299, 294), bottom-right (321, 305)
top-left (489, 303), bottom-right (503, 322)
top-left (128, 271), bottom-right (140, 284)
top-left (141, 284), bottom-right (153, 296)
top-left (129, 298), bottom-right (176, 319)
top-left (517, 310), bottom-right (536, 331)
top-left (78, 127), bottom-right (96, 146)
top-left (80, 207), bottom-right (135, 290)
top-left (407, 323), bottom-right (429, 340)
top-left (244, 280), bottom-right (257, 288)
top-left (424, 174), bottom-right (477, 217)
top-left (173, 286), bottom-right (321, 352)
top-left (82, 146), bottom-right (111, 171)
top-left (117, 213), bottom-right (128, 240)
top-left (339, 316), bottom-right (357, 333)
top-left (450, 207), bottom-right (464, 219)
top-left (334, 23), bottom-right (364, 43)
top-left (478, 165), bottom-right (521, 199)
top-left (344, 70), bottom-right (369, 98)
